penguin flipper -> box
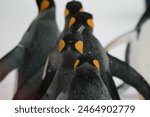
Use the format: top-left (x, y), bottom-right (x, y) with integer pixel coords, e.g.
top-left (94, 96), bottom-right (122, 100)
top-left (0, 45), bottom-right (25, 82)
top-left (108, 54), bottom-right (150, 100)
top-left (35, 59), bottom-right (57, 100)
top-left (105, 30), bottom-right (136, 51)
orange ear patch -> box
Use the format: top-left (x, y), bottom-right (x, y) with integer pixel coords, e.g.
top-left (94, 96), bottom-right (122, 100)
top-left (93, 59), bottom-right (100, 70)
top-left (79, 8), bottom-right (84, 12)
top-left (75, 41), bottom-right (83, 54)
top-left (40, 0), bottom-right (50, 12)
top-left (65, 8), bottom-right (70, 17)
top-left (59, 39), bottom-right (65, 52)
top-left (74, 59), bottom-right (80, 70)
top-left (68, 17), bottom-right (76, 28)
top-left (87, 19), bottom-right (94, 29)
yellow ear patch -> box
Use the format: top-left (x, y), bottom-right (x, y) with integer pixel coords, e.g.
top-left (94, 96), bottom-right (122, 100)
top-left (64, 8), bottom-right (70, 17)
top-left (59, 39), bottom-right (65, 52)
top-left (93, 59), bottom-right (100, 70)
top-left (74, 59), bottom-right (80, 70)
top-left (75, 41), bottom-right (83, 54)
top-left (40, 0), bottom-right (50, 12)
top-left (87, 19), bottom-right (94, 29)
top-left (79, 8), bottom-right (84, 12)
top-left (68, 17), bottom-right (76, 28)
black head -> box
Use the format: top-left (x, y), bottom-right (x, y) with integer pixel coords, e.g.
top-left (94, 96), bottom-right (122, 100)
top-left (67, 12), bottom-right (94, 31)
top-left (59, 32), bottom-right (84, 54)
top-left (146, 0), bottom-right (150, 9)
top-left (65, 1), bottom-right (84, 18)
top-left (36, 0), bottom-right (55, 12)
top-left (74, 52), bottom-right (100, 73)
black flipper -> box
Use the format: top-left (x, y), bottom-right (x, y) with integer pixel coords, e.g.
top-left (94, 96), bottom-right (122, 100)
top-left (0, 45), bottom-right (25, 82)
top-left (108, 54), bottom-right (150, 100)
top-left (35, 64), bottom-right (56, 100)
top-left (125, 43), bottom-right (131, 64)
top-left (104, 71), bottom-right (120, 100)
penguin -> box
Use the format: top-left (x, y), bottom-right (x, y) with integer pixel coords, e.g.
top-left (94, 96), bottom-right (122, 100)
top-left (41, 27), bottom-right (84, 100)
top-left (56, 53), bottom-right (112, 100)
top-left (67, 12), bottom-right (120, 100)
top-left (0, 0), bottom-right (60, 99)
top-left (62, 0), bottom-right (84, 36)
top-left (35, 1), bottom-right (84, 99)
top-left (125, 0), bottom-right (150, 85)
top-left (68, 11), bottom-right (150, 100)
top-left (105, 0), bottom-right (150, 90)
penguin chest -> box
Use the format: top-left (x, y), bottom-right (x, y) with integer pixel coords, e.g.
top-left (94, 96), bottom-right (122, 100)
top-left (129, 20), bottom-right (150, 83)
top-left (46, 68), bottom-right (75, 99)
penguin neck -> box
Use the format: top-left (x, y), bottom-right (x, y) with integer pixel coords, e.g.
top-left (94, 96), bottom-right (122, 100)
top-left (60, 51), bottom-right (80, 69)
top-left (63, 16), bottom-right (72, 33)
top-left (38, 7), bottom-right (56, 20)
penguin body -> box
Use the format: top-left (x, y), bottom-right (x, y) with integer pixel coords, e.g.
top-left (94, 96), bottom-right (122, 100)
top-left (57, 53), bottom-right (112, 100)
top-left (126, 6), bottom-right (150, 84)
top-left (36, 1), bottom-right (84, 99)
top-left (0, 0), bottom-right (60, 99)
top-left (42, 32), bottom-right (84, 100)
top-left (67, 12), bottom-right (120, 99)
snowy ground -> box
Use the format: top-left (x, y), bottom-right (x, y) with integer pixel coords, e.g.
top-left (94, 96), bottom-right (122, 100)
top-left (0, 0), bottom-right (145, 99)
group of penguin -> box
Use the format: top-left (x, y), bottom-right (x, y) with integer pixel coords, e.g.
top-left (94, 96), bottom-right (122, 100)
top-left (0, 0), bottom-right (150, 100)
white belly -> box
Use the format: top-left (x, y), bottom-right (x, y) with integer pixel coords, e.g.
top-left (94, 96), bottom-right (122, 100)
top-left (129, 20), bottom-right (150, 84)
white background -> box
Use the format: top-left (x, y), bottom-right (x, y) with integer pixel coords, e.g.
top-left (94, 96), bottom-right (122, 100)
top-left (0, 0), bottom-right (145, 99)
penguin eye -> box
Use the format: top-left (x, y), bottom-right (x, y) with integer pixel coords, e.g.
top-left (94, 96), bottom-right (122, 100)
top-left (75, 41), bottom-right (83, 54)
top-left (74, 59), bottom-right (80, 70)
top-left (40, 0), bottom-right (50, 12)
top-left (59, 39), bottom-right (65, 53)
top-left (68, 17), bottom-right (76, 28)
top-left (79, 8), bottom-right (84, 12)
top-left (64, 8), bottom-right (70, 17)
top-left (93, 59), bottom-right (100, 70)
top-left (87, 19), bottom-right (94, 29)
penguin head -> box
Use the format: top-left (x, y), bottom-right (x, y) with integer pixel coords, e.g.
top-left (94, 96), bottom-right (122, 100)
top-left (65, 1), bottom-right (84, 18)
top-left (67, 12), bottom-right (94, 32)
top-left (146, 0), bottom-right (150, 9)
top-left (36, 0), bottom-right (55, 13)
top-left (74, 52), bottom-right (101, 79)
top-left (59, 31), bottom-right (84, 55)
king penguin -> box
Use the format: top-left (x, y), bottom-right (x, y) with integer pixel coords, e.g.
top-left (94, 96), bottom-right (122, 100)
top-left (4, 0), bottom-right (60, 99)
top-left (68, 11), bottom-right (150, 99)
top-left (35, 1), bottom-right (84, 99)
top-left (41, 27), bottom-right (84, 100)
top-left (56, 53), bottom-right (112, 100)
top-left (67, 12), bottom-right (120, 100)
